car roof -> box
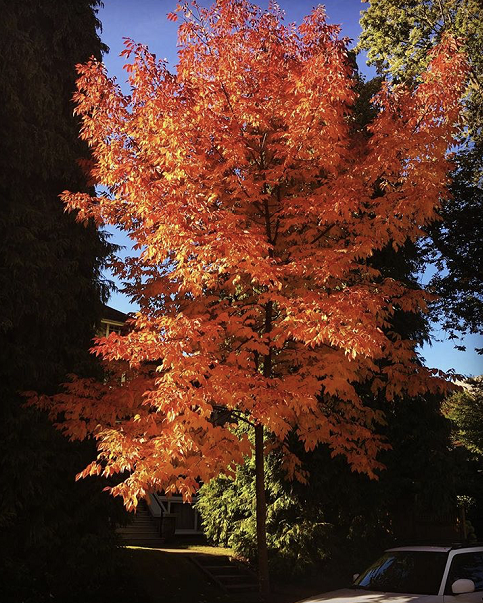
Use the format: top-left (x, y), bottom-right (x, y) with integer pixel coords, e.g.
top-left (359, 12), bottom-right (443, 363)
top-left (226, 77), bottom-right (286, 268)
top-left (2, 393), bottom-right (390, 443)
top-left (386, 543), bottom-right (483, 553)
top-left (386, 546), bottom-right (452, 553)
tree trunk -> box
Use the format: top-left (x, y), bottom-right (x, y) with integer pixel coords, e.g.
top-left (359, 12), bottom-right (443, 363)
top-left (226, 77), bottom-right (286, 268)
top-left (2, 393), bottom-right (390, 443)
top-left (257, 186), bottom-right (273, 599)
top-left (255, 423), bottom-right (270, 599)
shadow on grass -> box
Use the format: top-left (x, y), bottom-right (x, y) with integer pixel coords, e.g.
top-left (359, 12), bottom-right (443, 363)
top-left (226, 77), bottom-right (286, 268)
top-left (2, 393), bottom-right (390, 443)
top-left (119, 544), bottom-right (347, 603)
top-left (123, 546), bottom-right (240, 603)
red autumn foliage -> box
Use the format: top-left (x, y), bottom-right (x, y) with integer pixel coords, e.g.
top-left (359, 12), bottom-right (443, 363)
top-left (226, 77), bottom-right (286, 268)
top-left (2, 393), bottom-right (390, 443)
top-left (28, 1), bottom-right (467, 514)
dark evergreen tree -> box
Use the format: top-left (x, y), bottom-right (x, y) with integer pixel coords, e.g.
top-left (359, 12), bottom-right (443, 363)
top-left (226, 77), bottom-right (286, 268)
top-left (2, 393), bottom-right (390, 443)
top-left (197, 392), bottom-right (460, 581)
top-left (0, 2), bottom-right (129, 600)
top-left (444, 378), bottom-right (483, 538)
top-left (358, 0), bottom-right (483, 351)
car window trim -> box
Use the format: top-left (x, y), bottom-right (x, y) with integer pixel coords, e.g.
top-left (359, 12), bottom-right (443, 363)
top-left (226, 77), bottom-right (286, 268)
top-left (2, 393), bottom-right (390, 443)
top-left (443, 550), bottom-right (483, 595)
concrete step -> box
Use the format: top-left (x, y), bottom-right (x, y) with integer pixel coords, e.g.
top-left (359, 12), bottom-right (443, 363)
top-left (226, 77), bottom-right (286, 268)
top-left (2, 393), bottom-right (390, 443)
top-left (196, 555), bottom-right (231, 566)
top-left (116, 499), bottom-right (163, 546)
top-left (203, 564), bottom-right (233, 571)
top-left (117, 522), bottom-right (158, 528)
top-left (117, 525), bottom-right (159, 532)
top-left (119, 521), bottom-right (157, 530)
top-left (216, 575), bottom-right (258, 586)
top-left (117, 521), bottom-right (158, 527)
top-left (190, 555), bottom-right (258, 594)
top-left (224, 582), bottom-right (258, 593)
top-left (209, 566), bottom-right (254, 578)
top-left (117, 530), bottom-right (161, 538)
top-left (118, 534), bottom-right (161, 541)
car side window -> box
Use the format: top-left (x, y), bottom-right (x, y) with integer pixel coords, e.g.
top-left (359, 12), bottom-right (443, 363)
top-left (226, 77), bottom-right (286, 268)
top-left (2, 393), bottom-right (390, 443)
top-left (445, 552), bottom-right (483, 594)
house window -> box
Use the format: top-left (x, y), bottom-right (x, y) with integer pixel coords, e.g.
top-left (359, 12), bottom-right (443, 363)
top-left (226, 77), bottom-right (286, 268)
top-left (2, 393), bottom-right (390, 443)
top-left (170, 502), bottom-right (198, 531)
top-left (98, 320), bottom-right (124, 338)
top-left (151, 493), bottom-right (201, 534)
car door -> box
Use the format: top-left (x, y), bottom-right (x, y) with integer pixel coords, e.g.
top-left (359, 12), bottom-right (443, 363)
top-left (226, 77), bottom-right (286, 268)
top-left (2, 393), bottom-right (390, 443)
top-left (443, 551), bottom-right (483, 603)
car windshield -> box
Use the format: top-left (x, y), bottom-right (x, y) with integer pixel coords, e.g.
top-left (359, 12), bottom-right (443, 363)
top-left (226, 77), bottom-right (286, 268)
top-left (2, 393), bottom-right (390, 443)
top-left (353, 550), bottom-right (448, 595)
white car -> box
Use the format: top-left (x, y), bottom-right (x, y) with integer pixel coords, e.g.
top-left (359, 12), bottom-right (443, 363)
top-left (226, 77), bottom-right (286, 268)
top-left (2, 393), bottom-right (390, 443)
top-left (298, 544), bottom-right (483, 603)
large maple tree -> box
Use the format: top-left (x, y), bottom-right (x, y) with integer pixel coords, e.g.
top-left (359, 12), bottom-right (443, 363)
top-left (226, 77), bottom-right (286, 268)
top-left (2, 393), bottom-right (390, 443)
top-left (30, 0), bottom-right (467, 596)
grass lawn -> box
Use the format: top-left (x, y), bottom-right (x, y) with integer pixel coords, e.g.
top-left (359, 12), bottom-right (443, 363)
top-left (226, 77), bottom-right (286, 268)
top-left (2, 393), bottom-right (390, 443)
top-left (117, 542), bottom-right (346, 603)
top-left (122, 544), bottom-right (245, 603)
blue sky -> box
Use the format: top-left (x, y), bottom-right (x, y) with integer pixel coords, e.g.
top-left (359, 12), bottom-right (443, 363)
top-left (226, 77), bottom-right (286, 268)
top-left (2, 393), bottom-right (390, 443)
top-left (96, 0), bottom-right (483, 377)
